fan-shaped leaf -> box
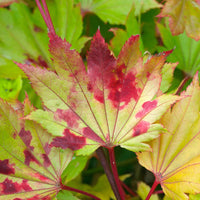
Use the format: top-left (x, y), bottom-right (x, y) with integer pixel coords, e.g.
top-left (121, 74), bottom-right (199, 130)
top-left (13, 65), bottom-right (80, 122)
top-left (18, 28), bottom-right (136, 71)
top-left (0, 98), bottom-right (80, 199)
top-left (18, 31), bottom-right (179, 155)
top-left (137, 74), bottom-right (200, 199)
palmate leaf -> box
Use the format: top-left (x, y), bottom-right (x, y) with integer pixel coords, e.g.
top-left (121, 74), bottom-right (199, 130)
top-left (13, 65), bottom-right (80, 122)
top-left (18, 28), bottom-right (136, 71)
top-left (157, 23), bottom-right (200, 76)
top-left (0, 98), bottom-right (79, 199)
top-left (137, 74), bottom-right (200, 199)
top-left (158, 0), bottom-right (200, 41)
top-left (18, 31), bottom-right (179, 155)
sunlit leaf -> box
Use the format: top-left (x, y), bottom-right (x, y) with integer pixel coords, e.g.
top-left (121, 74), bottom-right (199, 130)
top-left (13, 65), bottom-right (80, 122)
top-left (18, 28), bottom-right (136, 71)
top-left (158, 0), bottom-right (200, 40)
top-left (0, 97), bottom-right (78, 199)
top-left (18, 30), bottom-right (179, 155)
top-left (137, 74), bottom-right (200, 199)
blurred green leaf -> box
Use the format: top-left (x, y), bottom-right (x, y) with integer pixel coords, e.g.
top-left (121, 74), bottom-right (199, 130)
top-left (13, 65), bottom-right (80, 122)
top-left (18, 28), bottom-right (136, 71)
top-left (157, 23), bottom-right (200, 76)
top-left (137, 182), bottom-right (159, 200)
top-left (57, 190), bottom-right (79, 200)
top-left (62, 155), bottom-right (89, 184)
top-left (160, 62), bottom-right (177, 93)
top-left (78, 0), bottom-right (135, 24)
top-left (0, 76), bottom-right (22, 100)
top-left (190, 194), bottom-right (200, 200)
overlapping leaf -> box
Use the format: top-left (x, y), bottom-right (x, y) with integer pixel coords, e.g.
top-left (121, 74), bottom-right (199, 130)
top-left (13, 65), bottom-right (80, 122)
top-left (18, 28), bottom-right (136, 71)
top-left (18, 30), bottom-right (179, 155)
top-left (158, 0), bottom-right (200, 41)
top-left (157, 23), bottom-right (200, 76)
top-left (77, 0), bottom-right (161, 24)
top-left (137, 74), bottom-right (200, 200)
top-left (0, 0), bottom-right (88, 78)
top-left (0, 98), bottom-right (81, 199)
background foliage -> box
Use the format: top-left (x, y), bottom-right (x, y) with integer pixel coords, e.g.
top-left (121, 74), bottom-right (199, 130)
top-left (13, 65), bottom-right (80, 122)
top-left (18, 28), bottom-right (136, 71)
top-left (0, 0), bottom-right (200, 199)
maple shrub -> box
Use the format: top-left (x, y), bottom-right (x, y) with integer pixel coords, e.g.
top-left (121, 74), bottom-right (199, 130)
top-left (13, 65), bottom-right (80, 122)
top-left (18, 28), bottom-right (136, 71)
top-left (0, 0), bottom-right (200, 200)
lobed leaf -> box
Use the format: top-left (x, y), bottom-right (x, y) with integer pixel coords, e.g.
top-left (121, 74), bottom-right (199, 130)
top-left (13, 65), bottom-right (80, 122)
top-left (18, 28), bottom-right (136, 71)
top-left (18, 30), bottom-right (179, 155)
top-left (158, 0), bottom-right (200, 41)
top-left (157, 23), bottom-right (200, 76)
top-left (137, 74), bottom-right (200, 199)
top-left (0, 97), bottom-right (79, 199)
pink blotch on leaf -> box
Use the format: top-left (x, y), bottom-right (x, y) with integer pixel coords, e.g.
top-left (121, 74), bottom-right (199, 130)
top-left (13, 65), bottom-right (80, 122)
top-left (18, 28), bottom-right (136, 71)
top-left (120, 72), bottom-right (140, 107)
top-left (51, 129), bottom-right (86, 150)
top-left (133, 121), bottom-right (150, 136)
top-left (136, 100), bottom-right (158, 119)
top-left (55, 109), bottom-right (79, 128)
top-left (24, 150), bottom-right (40, 166)
top-left (19, 128), bottom-right (34, 151)
top-left (42, 154), bottom-right (51, 168)
top-left (109, 70), bottom-right (140, 108)
top-left (34, 173), bottom-right (50, 182)
top-left (0, 159), bottom-right (15, 175)
top-left (1, 179), bottom-right (32, 194)
top-left (82, 127), bottom-right (105, 144)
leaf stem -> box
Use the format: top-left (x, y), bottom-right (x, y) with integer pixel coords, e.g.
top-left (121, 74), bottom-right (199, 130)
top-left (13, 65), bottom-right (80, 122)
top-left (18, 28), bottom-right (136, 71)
top-left (108, 147), bottom-right (126, 200)
top-left (35, 0), bottom-right (56, 34)
top-left (120, 180), bottom-right (137, 197)
top-left (145, 179), bottom-right (159, 200)
top-left (175, 75), bottom-right (191, 95)
top-left (61, 183), bottom-right (101, 200)
top-left (96, 147), bottom-right (121, 200)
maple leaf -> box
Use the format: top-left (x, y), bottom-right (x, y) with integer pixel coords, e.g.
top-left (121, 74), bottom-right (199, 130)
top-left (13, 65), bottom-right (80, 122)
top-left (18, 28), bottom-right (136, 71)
top-left (137, 74), bottom-right (200, 200)
top-left (17, 30), bottom-right (180, 155)
top-left (158, 0), bottom-right (200, 41)
top-left (0, 97), bottom-right (89, 199)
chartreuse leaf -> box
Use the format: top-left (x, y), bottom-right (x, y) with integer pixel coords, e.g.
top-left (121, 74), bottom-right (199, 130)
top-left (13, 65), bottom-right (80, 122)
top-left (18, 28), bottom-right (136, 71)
top-left (0, 0), bottom-right (88, 78)
top-left (77, 0), bottom-right (161, 24)
top-left (110, 6), bottom-right (142, 56)
top-left (68, 174), bottom-right (115, 200)
top-left (137, 74), bottom-right (200, 200)
top-left (157, 23), bottom-right (200, 76)
top-left (110, 5), bottom-right (160, 56)
top-left (0, 2), bottom-right (51, 76)
top-left (18, 30), bottom-right (179, 156)
top-left (0, 97), bottom-right (81, 199)
top-left (160, 63), bottom-right (177, 93)
top-left (62, 156), bottom-right (88, 184)
top-left (57, 190), bottom-right (79, 200)
top-left (0, 76), bottom-right (22, 100)
top-left (158, 0), bottom-right (200, 40)
top-left (43, 0), bottom-right (89, 52)
top-left (137, 182), bottom-right (159, 200)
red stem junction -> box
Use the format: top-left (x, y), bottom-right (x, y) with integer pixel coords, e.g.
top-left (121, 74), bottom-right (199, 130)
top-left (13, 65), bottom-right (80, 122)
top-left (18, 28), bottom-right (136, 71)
top-left (145, 179), bottom-right (160, 200)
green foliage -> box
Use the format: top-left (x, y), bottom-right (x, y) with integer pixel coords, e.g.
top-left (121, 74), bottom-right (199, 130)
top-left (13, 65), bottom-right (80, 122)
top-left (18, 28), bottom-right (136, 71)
top-left (0, 0), bottom-right (200, 199)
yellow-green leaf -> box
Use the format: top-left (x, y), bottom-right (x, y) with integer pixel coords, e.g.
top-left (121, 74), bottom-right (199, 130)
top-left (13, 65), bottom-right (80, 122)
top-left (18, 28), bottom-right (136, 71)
top-left (137, 74), bottom-right (200, 199)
